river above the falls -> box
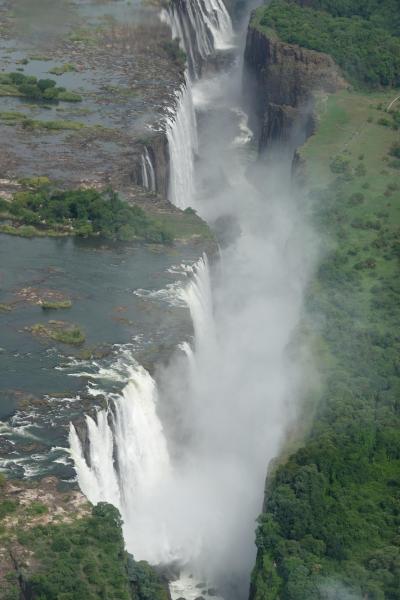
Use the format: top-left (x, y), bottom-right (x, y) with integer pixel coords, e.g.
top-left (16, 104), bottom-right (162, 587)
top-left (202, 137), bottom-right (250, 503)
top-left (0, 234), bottom-right (204, 479)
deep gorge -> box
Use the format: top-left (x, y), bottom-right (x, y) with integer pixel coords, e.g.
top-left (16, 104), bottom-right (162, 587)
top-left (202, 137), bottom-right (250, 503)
top-left (69, 0), bottom-right (316, 598)
top-left (1, 1), bottom-right (399, 599)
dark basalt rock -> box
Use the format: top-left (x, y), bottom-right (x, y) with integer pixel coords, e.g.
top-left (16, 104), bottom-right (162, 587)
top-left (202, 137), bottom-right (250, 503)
top-left (243, 22), bottom-right (345, 155)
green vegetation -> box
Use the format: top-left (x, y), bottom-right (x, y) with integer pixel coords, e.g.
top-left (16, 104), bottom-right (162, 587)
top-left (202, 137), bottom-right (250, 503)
top-left (251, 86), bottom-right (400, 599)
top-left (0, 186), bottom-right (212, 243)
top-left (25, 502), bottom-right (48, 516)
top-left (19, 503), bottom-right (132, 599)
top-left (0, 499), bottom-right (18, 519)
top-left (69, 27), bottom-right (99, 46)
top-left (0, 495), bottom-right (168, 600)
top-left (102, 84), bottom-right (139, 99)
top-left (48, 63), bottom-right (77, 75)
top-left (0, 112), bottom-right (89, 130)
top-left (41, 300), bottom-right (72, 310)
top-left (29, 55), bottom-right (51, 61)
top-left (0, 110), bottom-right (29, 122)
top-left (1, 187), bottom-right (174, 243)
top-left (162, 39), bottom-right (187, 68)
top-left (18, 176), bottom-right (51, 188)
top-left (296, 0), bottom-right (400, 34)
top-left (30, 322), bottom-right (86, 345)
top-left (128, 560), bottom-right (169, 600)
top-left (25, 119), bottom-right (86, 130)
top-left (253, 0), bottom-right (400, 87)
top-left (0, 224), bottom-right (57, 238)
top-left (0, 72), bottom-right (82, 102)
top-left (0, 113), bottom-right (89, 131)
top-left (0, 303), bottom-right (12, 312)
top-left (152, 207), bottom-right (214, 241)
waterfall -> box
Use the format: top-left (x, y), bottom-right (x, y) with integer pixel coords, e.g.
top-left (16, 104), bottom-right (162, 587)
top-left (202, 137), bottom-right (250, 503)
top-left (162, 0), bottom-right (233, 207)
top-left (165, 74), bottom-right (198, 209)
top-left (140, 147), bottom-right (156, 193)
top-left (69, 362), bottom-right (173, 561)
top-left (69, 257), bottom-right (212, 564)
top-left (180, 254), bottom-right (215, 355)
top-left (69, 0), bottom-right (310, 595)
top-left (161, 0), bottom-right (233, 78)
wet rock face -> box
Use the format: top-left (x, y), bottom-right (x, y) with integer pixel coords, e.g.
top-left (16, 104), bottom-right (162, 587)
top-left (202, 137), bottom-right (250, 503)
top-left (129, 137), bottom-right (168, 197)
top-left (243, 23), bottom-right (345, 153)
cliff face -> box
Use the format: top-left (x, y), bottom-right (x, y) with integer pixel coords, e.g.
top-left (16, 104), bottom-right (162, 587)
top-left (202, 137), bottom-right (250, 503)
top-left (244, 24), bottom-right (345, 152)
top-left (130, 133), bottom-right (170, 199)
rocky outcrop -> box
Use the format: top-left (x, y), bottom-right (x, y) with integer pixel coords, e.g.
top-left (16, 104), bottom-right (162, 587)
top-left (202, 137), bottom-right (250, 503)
top-left (130, 133), bottom-right (170, 198)
top-left (243, 23), bottom-right (345, 153)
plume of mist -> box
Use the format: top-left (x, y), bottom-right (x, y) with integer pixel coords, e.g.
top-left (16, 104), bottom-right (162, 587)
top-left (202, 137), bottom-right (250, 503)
top-left (67, 2), bottom-right (320, 597)
top-left (319, 581), bottom-right (363, 600)
top-left (152, 55), bottom-right (319, 598)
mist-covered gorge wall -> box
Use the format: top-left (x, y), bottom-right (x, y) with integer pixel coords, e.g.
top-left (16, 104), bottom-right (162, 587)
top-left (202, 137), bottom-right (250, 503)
top-left (243, 18), bottom-right (344, 153)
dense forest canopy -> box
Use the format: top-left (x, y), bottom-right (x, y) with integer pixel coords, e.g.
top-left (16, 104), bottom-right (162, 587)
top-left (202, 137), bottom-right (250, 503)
top-left (302, 0), bottom-right (400, 34)
top-left (250, 1), bottom-right (400, 599)
top-left (0, 187), bottom-right (173, 243)
top-left (255, 0), bottom-right (400, 87)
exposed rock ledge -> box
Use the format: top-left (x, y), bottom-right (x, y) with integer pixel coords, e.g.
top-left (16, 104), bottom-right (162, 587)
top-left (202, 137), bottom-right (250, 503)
top-left (243, 23), bottom-right (345, 153)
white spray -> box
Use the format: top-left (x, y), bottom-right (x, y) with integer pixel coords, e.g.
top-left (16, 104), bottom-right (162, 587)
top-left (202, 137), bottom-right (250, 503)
top-left (141, 147), bottom-right (156, 193)
top-left (162, 0), bottom-right (233, 208)
top-left (165, 73), bottom-right (198, 209)
top-left (70, 0), bottom-right (315, 597)
top-left (161, 0), bottom-right (233, 78)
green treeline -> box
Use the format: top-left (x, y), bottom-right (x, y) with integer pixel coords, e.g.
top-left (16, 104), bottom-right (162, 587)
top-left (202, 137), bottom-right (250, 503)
top-left (0, 187), bottom-right (173, 243)
top-left (252, 182), bottom-right (400, 599)
top-left (3, 502), bottom-right (168, 600)
top-left (254, 0), bottom-right (400, 87)
top-left (302, 0), bottom-right (400, 33)
top-left (0, 72), bottom-right (82, 102)
top-left (251, 116), bottom-right (400, 599)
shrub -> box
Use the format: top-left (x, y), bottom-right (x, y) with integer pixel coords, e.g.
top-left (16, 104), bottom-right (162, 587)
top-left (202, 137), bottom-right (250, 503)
top-left (355, 163), bottom-right (366, 176)
top-left (330, 155), bottom-right (351, 174)
top-left (0, 72), bottom-right (82, 103)
top-left (162, 39), bottom-right (186, 66)
top-left (389, 142), bottom-right (400, 159)
top-left (349, 192), bottom-right (365, 205)
top-left (388, 159), bottom-right (400, 170)
top-left (0, 499), bottom-right (17, 519)
top-left (26, 502), bottom-right (48, 516)
top-left (18, 83), bottom-right (43, 100)
top-left (37, 79), bottom-right (56, 92)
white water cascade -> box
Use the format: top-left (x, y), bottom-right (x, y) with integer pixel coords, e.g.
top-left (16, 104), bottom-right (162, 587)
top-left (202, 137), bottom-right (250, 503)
top-left (165, 73), bottom-right (198, 209)
top-left (140, 147), bottom-right (156, 193)
top-left (161, 0), bottom-right (233, 78)
top-left (163, 0), bottom-right (233, 208)
top-left (69, 256), bottom-right (214, 565)
top-left (69, 0), bottom-right (314, 597)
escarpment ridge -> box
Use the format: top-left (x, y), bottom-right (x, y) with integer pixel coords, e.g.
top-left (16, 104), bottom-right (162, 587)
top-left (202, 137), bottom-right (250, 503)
top-left (244, 16), bottom-right (345, 153)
